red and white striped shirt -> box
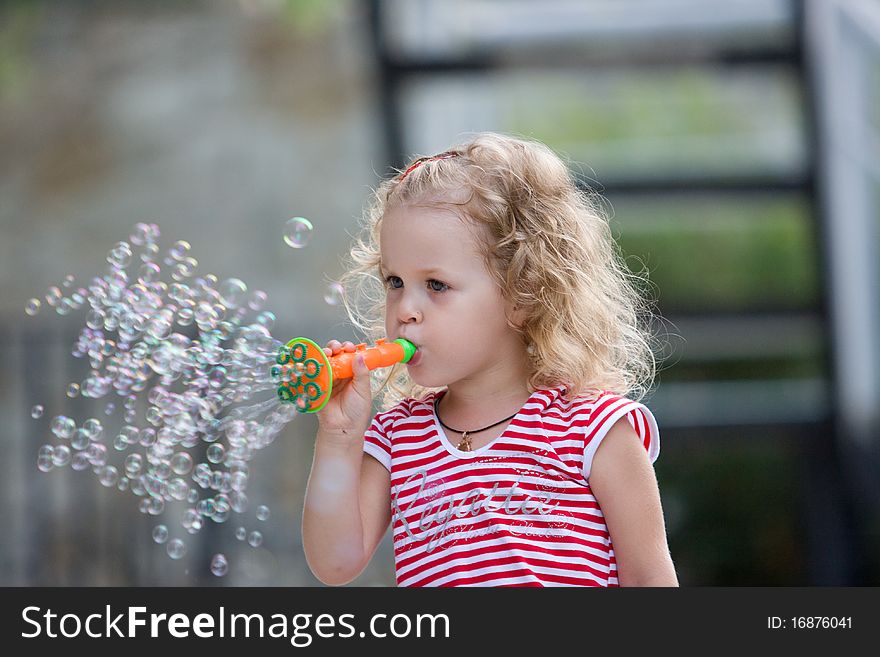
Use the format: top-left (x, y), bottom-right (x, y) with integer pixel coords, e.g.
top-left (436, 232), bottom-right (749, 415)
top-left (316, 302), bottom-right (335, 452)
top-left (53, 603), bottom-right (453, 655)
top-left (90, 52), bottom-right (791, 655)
top-left (363, 385), bottom-right (660, 587)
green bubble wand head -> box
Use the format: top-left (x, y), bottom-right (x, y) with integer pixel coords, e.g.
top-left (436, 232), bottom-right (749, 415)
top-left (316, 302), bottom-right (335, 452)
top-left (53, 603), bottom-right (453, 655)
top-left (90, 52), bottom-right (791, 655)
top-left (271, 337), bottom-right (417, 413)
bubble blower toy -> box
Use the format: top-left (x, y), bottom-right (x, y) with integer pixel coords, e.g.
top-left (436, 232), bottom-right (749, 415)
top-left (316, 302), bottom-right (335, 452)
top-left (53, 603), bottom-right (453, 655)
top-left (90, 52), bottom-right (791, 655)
top-left (273, 337), bottom-right (417, 413)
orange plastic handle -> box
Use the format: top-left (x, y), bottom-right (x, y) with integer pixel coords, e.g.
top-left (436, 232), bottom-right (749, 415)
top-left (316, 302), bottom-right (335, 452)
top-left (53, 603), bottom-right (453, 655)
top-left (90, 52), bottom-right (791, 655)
top-left (329, 338), bottom-right (407, 380)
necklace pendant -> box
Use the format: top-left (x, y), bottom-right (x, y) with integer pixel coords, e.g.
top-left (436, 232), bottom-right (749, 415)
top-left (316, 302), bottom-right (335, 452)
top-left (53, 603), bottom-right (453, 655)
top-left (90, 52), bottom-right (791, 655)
top-left (457, 431), bottom-right (471, 452)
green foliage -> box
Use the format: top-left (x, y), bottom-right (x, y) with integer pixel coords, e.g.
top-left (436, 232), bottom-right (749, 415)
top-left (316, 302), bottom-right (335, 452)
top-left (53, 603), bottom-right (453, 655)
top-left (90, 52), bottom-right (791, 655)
top-left (279, 0), bottom-right (346, 35)
top-left (614, 196), bottom-right (818, 312)
top-left (0, 3), bottom-right (42, 105)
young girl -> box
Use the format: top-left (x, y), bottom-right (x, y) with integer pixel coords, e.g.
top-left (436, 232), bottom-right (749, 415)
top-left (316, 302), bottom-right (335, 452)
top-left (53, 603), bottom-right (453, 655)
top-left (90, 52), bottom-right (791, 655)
top-left (302, 133), bottom-right (678, 587)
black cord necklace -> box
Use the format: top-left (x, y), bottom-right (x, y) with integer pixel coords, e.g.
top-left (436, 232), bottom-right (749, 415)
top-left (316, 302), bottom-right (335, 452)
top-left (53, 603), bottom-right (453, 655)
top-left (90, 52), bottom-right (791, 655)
top-left (434, 395), bottom-right (519, 452)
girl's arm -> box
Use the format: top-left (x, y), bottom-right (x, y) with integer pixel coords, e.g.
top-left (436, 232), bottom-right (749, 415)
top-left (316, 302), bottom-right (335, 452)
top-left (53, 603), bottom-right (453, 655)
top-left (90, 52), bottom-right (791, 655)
top-left (302, 433), bottom-right (391, 585)
top-left (589, 417), bottom-right (679, 587)
top-left (301, 343), bottom-right (392, 586)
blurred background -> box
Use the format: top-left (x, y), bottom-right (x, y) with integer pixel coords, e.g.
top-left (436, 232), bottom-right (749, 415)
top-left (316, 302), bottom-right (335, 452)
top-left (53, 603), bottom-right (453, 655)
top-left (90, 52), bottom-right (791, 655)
top-left (1, 0), bottom-right (878, 586)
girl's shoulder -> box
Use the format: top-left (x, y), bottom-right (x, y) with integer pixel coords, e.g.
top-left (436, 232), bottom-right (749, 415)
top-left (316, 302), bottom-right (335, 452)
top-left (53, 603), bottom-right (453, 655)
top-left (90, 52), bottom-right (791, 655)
top-left (373, 388), bottom-right (443, 423)
top-left (538, 385), bottom-right (625, 417)
top-left (539, 387), bottom-right (656, 436)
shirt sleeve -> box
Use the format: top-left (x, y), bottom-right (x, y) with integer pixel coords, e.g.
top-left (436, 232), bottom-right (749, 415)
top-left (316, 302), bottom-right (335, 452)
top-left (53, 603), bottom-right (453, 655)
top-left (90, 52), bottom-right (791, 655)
top-left (363, 410), bottom-right (393, 472)
top-left (582, 392), bottom-right (660, 481)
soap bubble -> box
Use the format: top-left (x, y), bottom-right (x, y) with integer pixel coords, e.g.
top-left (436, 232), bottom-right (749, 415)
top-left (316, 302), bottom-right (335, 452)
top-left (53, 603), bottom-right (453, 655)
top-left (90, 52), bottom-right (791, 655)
top-left (138, 427), bottom-right (157, 447)
top-left (152, 525), bottom-right (169, 544)
top-left (107, 242), bottom-right (132, 269)
top-left (248, 531), bottom-right (263, 547)
top-left (171, 257), bottom-right (198, 281)
top-left (182, 508), bottom-right (203, 534)
top-left (98, 465), bottom-right (119, 487)
top-left (70, 429), bottom-right (90, 451)
top-left (31, 405), bottom-right (44, 419)
top-left (52, 445), bottom-right (71, 467)
top-left (247, 290), bottom-right (268, 312)
top-left (83, 418), bottom-right (103, 440)
top-left (210, 554), bottom-right (229, 577)
top-left (323, 282), bottom-right (344, 306)
top-left (208, 366), bottom-right (227, 389)
top-left (123, 453), bottom-right (143, 476)
top-left (130, 223), bottom-right (152, 246)
top-left (256, 505), bottom-right (270, 521)
top-left (115, 425), bottom-right (138, 448)
top-left (66, 383), bottom-right (81, 398)
top-left (167, 478), bottom-right (188, 501)
top-left (218, 278), bottom-right (247, 309)
top-left (177, 307), bottom-right (194, 326)
top-left (206, 444), bottom-right (226, 464)
top-left (255, 311), bottom-right (275, 330)
top-left (283, 217), bottom-right (313, 249)
top-left (51, 416), bottom-right (75, 440)
top-left (37, 446), bottom-right (54, 472)
top-left (169, 240), bottom-right (191, 261)
top-left (45, 286), bottom-right (62, 307)
top-left (25, 298), bottom-right (41, 316)
top-left (212, 497), bottom-right (231, 523)
top-left (57, 298), bottom-right (75, 315)
top-left (86, 309), bottom-right (105, 329)
top-left (142, 497), bottom-right (165, 516)
top-left (87, 442), bottom-right (108, 466)
top-left (138, 262), bottom-right (161, 285)
top-left (170, 452), bottom-right (193, 475)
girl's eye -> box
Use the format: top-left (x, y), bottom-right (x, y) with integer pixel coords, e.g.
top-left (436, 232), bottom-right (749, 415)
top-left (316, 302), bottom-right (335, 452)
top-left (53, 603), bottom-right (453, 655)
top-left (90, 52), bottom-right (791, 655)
top-left (384, 276), bottom-right (448, 293)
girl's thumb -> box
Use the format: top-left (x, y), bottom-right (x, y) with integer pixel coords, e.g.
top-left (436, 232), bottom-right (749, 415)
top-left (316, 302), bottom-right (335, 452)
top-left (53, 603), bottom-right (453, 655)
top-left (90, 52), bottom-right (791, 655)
top-left (351, 353), bottom-right (371, 390)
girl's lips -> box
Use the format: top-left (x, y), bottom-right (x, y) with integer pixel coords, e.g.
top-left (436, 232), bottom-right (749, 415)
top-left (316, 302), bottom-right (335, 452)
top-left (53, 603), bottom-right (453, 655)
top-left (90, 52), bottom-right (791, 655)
top-left (408, 349), bottom-right (422, 366)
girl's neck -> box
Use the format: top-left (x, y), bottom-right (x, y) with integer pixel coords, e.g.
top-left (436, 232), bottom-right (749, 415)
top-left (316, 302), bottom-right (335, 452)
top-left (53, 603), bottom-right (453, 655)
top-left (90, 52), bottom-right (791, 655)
top-left (440, 360), bottom-right (532, 428)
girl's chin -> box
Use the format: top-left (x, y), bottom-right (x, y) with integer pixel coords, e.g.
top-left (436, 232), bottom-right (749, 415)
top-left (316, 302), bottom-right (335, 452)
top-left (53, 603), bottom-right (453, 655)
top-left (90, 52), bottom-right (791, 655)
top-left (406, 362), bottom-right (440, 386)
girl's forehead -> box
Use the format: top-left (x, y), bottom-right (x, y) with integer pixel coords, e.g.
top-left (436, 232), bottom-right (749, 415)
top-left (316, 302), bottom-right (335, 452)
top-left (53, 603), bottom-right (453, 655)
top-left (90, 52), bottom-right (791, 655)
top-left (383, 201), bottom-right (466, 226)
top-left (380, 204), bottom-right (487, 268)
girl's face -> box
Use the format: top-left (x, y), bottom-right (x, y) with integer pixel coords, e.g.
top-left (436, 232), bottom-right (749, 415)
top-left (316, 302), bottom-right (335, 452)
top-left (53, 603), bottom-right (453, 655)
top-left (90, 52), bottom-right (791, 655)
top-left (380, 203), bottom-right (525, 389)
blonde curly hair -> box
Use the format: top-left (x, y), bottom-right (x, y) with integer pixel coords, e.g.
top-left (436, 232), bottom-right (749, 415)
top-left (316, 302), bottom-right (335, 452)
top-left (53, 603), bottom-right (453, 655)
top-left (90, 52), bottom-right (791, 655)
top-left (335, 132), bottom-right (659, 411)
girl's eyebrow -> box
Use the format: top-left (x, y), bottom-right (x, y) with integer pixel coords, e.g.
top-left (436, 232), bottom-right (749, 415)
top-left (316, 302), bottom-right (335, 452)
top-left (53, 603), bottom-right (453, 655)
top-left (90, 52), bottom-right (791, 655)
top-left (380, 265), bottom-right (446, 276)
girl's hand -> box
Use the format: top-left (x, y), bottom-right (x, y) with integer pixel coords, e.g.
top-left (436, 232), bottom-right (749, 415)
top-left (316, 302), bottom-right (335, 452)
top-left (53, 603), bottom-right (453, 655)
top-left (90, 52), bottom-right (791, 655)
top-left (314, 340), bottom-right (374, 441)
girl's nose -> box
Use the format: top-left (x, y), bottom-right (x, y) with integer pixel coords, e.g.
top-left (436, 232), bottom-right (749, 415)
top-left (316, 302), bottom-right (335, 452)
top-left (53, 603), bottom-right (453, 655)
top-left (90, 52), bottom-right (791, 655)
top-left (397, 298), bottom-right (422, 324)
top-left (400, 308), bottom-right (422, 323)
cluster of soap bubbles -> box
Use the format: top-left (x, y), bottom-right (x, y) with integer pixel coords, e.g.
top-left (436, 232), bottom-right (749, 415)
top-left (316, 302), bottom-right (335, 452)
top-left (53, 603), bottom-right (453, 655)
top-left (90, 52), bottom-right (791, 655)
top-left (25, 274), bottom-right (87, 318)
top-left (28, 222), bottom-right (313, 578)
